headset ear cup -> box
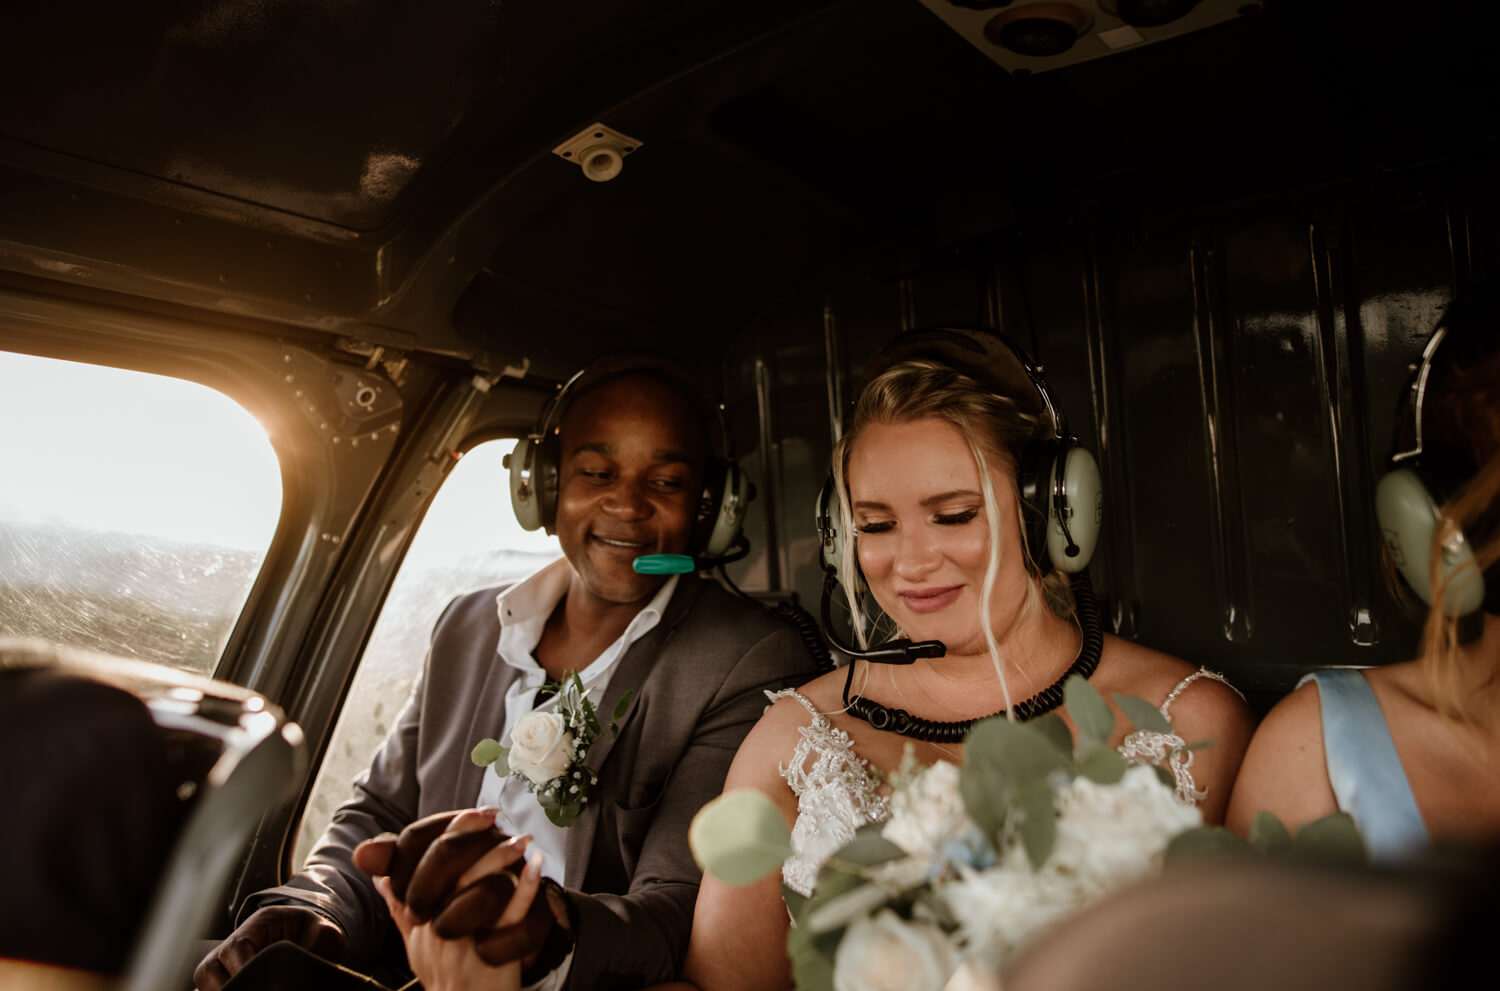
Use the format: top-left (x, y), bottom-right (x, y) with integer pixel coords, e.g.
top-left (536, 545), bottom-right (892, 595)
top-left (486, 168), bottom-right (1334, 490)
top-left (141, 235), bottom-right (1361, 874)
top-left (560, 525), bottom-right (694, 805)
top-left (816, 475), bottom-right (842, 574)
top-left (507, 438), bottom-right (544, 532)
top-left (700, 460), bottom-right (750, 559)
top-left (1376, 466), bottom-right (1486, 614)
top-left (1048, 446), bottom-right (1102, 574)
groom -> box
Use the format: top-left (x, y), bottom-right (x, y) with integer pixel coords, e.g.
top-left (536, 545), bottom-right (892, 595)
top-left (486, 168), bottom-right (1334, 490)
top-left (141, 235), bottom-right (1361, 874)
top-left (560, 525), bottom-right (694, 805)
top-left (194, 357), bottom-right (818, 990)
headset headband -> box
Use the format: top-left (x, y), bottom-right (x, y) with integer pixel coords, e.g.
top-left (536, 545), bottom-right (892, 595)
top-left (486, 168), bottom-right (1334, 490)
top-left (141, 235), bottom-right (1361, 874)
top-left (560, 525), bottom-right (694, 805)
top-left (864, 327), bottom-right (1064, 438)
top-left (1391, 323), bottom-right (1449, 465)
top-left (508, 351), bottom-right (750, 563)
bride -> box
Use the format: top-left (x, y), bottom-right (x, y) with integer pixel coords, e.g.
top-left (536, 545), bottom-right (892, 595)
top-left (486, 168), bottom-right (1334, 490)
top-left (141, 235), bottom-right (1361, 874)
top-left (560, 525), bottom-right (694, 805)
top-left (675, 328), bottom-right (1255, 990)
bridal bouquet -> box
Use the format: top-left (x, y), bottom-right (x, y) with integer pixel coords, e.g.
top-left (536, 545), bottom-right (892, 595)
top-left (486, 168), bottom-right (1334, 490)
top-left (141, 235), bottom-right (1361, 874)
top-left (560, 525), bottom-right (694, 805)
top-left (690, 676), bottom-right (1211, 991)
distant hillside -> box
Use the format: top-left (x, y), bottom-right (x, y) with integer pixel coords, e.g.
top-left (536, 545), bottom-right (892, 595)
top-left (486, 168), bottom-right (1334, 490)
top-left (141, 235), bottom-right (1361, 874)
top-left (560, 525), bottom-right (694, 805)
top-left (0, 520), bottom-right (560, 674)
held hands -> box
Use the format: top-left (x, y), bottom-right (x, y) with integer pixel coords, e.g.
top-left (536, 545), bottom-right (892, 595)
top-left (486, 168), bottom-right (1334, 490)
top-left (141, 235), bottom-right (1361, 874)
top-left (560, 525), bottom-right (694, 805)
top-left (353, 809), bottom-right (564, 971)
top-left (192, 904), bottom-right (348, 991)
top-left (371, 811), bottom-right (544, 991)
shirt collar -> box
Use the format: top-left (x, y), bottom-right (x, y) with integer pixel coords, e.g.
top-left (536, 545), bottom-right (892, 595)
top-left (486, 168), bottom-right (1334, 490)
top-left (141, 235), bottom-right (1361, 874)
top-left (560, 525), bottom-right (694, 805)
top-left (493, 558), bottom-right (680, 683)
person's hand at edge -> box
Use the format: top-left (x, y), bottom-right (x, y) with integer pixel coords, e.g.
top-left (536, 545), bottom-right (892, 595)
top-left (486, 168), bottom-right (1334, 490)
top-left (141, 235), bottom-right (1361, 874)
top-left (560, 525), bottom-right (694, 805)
top-left (192, 905), bottom-right (348, 991)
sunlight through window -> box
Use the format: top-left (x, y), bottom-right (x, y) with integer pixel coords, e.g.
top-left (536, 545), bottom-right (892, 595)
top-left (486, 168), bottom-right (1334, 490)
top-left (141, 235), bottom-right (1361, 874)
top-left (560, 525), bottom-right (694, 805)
top-left (0, 351), bottom-right (281, 673)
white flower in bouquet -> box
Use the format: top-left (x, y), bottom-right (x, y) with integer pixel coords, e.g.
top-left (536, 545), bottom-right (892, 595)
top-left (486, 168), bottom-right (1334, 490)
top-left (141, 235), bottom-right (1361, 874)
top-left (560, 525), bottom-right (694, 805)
top-left (883, 759), bottom-right (973, 860)
top-left (832, 909), bottom-right (954, 991)
top-left (508, 711), bottom-right (575, 786)
top-left (942, 861), bottom-right (1082, 972)
top-left (1047, 763), bottom-right (1204, 899)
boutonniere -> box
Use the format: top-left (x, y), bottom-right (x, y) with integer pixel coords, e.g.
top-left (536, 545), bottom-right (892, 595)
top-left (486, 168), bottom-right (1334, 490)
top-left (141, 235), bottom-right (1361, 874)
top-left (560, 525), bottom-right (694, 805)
top-left (471, 672), bottom-right (633, 828)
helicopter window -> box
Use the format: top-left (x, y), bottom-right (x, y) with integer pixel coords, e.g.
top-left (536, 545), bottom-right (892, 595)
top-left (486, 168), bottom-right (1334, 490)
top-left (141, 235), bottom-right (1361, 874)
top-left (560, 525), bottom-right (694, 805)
top-left (0, 350), bottom-right (280, 674)
top-left (294, 438), bottom-right (562, 865)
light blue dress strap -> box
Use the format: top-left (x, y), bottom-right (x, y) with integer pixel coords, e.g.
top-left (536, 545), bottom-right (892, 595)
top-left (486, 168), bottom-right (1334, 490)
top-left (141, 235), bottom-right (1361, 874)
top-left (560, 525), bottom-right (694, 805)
top-left (1303, 669), bottom-right (1428, 863)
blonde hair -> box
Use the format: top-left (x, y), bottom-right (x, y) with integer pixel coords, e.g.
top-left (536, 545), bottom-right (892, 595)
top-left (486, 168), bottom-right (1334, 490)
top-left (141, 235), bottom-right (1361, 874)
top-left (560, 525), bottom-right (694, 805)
top-left (831, 358), bottom-right (1076, 711)
top-left (1413, 326), bottom-right (1500, 720)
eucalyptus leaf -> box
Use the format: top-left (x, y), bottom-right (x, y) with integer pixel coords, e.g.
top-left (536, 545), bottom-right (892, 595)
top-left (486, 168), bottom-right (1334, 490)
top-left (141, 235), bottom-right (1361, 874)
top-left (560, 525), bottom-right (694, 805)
top-left (792, 850), bottom-right (874, 975)
top-left (1164, 825), bottom-right (1252, 865)
top-left (966, 716), bottom-right (1070, 789)
top-left (470, 737), bottom-right (503, 767)
top-left (613, 688), bottom-right (635, 723)
top-left (1028, 712), bottom-right (1074, 757)
top-left (1183, 738), bottom-right (1218, 752)
top-left (1151, 764), bottom-right (1174, 789)
top-left (1248, 811), bottom-right (1292, 854)
top-left (492, 747), bottom-right (510, 777)
top-left (959, 759), bottom-right (1012, 841)
top-left (961, 717), bottom-right (1067, 839)
top-left (1020, 781), bottom-right (1056, 869)
top-left (689, 790), bottom-right (793, 886)
top-left (781, 882), bottom-right (807, 921)
top-left (787, 916), bottom-right (839, 991)
top-left (546, 800), bottom-right (584, 828)
top-left (1112, 693), bottom-right (1172, 735)
top-left (1064, 675), bottom-right (1114, 749)
top-left (1292, 812), bottom-right (1368, 865)
top-left (828, 825), bottom-right (907, 869)
top-left (1076, 746), bottom-right (1127, 785)
top-left (806, 882), bottom-right (892, 933)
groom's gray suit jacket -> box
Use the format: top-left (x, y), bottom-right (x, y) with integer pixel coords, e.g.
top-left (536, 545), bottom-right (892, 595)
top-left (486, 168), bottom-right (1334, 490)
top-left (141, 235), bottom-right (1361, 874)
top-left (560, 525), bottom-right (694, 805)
top-left (248, 575), bottom-right (817, 989)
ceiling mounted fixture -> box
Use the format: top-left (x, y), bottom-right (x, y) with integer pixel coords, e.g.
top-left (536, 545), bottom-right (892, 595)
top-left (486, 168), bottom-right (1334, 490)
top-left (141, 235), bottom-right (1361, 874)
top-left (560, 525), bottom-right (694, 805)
top-left (916, 0), bottom-right (1254, 74)
top-left (552, 123), bottom-right (642, 183)
top-left (983, 4), bottom-right (1092, 57)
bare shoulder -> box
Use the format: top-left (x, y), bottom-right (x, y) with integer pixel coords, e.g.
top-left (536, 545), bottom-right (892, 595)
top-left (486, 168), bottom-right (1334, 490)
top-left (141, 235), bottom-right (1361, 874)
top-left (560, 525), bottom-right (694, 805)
top-left (1097, 636), bottom-right (1256, 824)
top-left (723, 667), bottom-right (847, 794)
top-left (1224, 678), bottom-right (1337, 836)
top-left (1097, 635), bottom-right (1252, 731)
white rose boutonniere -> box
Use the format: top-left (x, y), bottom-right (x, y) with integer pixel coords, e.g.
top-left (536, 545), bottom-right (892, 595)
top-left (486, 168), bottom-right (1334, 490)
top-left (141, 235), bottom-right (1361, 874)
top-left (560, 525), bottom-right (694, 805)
top-left (471, 672), bottom-right (632, 827)
top-left (509, 711), bottom-right (574, 786)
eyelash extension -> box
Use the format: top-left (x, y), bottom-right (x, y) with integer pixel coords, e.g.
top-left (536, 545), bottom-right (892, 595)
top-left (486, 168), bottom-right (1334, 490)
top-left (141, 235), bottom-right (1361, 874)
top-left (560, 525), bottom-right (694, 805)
top-left (934, 508), bottom-right (979, 525)
top-left (855, 521), bottom-right (894, 534)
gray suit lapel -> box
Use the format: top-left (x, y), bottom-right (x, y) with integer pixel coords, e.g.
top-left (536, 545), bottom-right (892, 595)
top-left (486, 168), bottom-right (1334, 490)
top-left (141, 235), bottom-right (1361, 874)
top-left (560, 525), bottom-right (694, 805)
top-left (457, 638), bottom-right (519, 810)
top-left (562, 578), bottom-right (701, 888)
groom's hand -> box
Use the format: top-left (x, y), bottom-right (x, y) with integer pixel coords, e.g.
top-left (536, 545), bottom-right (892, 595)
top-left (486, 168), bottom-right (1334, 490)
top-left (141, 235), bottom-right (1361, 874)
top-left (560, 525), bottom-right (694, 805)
top-left (354, 809), bottom-right (567, 970)
top-left (353, 809), bottom-right (513, 908)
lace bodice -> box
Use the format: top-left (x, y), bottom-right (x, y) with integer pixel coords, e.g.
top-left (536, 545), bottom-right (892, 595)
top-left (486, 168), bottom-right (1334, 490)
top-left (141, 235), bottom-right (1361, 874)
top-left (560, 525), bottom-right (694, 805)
top-left (769, 668), bottom-right (1237, 897)
top-left (768, 688), bottom-right (888, 897)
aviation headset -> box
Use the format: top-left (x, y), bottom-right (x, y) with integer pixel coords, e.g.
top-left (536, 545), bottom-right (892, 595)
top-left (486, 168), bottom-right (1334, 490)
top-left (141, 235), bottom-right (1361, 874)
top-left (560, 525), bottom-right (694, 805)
top-left (1374, 316), bottom-right (1496, 616)
top-left (506, 352), bottom-right (751, 563)
top-left (816, 326), bottom-right (1103, 590)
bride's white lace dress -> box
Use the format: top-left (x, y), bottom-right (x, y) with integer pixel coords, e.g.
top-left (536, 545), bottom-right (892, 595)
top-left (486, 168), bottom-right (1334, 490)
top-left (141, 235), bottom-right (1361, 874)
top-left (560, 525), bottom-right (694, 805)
top-left (770, 669), bottom-right (1233, 897)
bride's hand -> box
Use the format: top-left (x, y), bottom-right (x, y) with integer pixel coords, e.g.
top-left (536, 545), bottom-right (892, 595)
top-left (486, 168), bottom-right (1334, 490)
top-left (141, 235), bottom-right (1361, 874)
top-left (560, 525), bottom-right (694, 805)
top-left (374, 813), bottom-right (545, 991)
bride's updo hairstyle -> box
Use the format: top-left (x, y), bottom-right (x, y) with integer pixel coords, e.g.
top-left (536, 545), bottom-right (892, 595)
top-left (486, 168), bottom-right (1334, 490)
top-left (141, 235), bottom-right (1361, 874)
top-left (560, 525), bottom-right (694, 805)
top-left (831, 350), bottom-right (1076, 679)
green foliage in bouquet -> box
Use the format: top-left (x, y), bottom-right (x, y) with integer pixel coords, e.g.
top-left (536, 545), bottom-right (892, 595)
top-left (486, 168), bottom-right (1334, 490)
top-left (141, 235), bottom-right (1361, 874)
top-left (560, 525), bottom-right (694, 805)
top-left (1167, 807), bottom-right (1368, 866)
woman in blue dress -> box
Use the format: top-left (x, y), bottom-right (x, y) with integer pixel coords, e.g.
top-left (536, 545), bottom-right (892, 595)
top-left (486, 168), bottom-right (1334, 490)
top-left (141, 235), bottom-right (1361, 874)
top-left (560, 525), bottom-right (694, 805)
top-left (1227, 287), bottom-right (1500, 861)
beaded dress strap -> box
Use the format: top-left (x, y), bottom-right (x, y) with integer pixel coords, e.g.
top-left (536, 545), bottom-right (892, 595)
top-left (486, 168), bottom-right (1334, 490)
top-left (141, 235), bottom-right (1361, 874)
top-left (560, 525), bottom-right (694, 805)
top-left (767, 686), bottom-right (823, 719)
top-left (1159, 668), bottom-right (1243, 717)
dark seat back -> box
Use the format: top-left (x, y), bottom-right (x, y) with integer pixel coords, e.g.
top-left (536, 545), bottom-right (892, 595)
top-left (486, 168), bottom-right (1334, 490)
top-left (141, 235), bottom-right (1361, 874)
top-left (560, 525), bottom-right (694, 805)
top-left (0, 640), bottom-right (305, 991)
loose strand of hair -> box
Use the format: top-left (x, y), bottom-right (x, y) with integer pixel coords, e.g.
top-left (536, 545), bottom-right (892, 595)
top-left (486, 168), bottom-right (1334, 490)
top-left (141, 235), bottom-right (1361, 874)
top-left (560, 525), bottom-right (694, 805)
top-left (967, 430), bottom-right (1016, 718)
